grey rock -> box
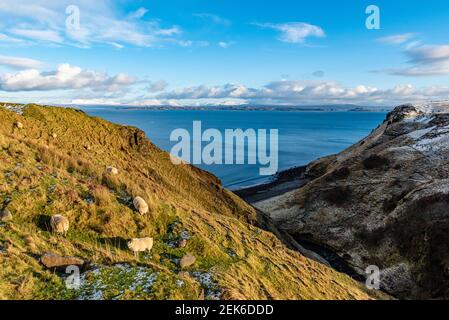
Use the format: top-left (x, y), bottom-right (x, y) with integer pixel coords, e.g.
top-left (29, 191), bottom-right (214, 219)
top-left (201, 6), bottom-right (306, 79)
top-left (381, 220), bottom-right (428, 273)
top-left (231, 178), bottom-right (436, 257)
top-left (180, 253), bottom-right (196, 269)
top-left (40, 252), bottom-right (84, 269)
top-left (178, 239), bottom-right (187, 248)
top-left (0, 209), bottom-right (12, 222)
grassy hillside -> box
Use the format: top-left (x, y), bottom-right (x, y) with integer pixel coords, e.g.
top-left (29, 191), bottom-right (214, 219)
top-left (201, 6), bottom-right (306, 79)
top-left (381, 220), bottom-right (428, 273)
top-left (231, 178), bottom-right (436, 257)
top-left (0, 103), bottom-right (378, 300)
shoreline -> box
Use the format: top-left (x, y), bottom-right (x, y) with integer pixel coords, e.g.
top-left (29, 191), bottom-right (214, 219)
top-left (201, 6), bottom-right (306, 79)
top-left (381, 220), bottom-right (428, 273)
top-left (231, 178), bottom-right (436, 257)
top-left (234, 165), bottom-right (309, 203)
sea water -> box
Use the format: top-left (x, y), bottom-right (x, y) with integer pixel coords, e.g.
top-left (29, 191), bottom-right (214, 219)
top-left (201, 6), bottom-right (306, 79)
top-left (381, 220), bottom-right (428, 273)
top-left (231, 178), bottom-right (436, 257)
top-left (81, 108), bottom-right (386, 190)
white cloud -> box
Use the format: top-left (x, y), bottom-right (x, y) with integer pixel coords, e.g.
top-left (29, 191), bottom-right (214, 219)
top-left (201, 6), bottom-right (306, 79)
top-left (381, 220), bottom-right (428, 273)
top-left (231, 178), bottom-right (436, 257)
top-left (385, 44), bottom-right (449, 76)
top-left (0, 33), bottom-right (27, 44)
top-left (0, 64), bottom-right (136, 92)
top-left (154, 26), bottom-right (182, 36)
top-left (156, 80), bottom-right (449, 105)
top-left (70, 97), bottom-right (126, 106)
top-left (406, 45), bottom-right (449, 63)
top-left (128, 7), bottom-right (148, 20)
top-left (10, 28), bottom-right (64, 44)
top-left (193, 13), bottom-right (231, 27)
top-left (389, 66), bottom-right (449, 77)
top-left (0, 0), bottom-right (186, 48)
top-left (0, 1), bottom-right (59, 26)
top-left (0, 55), bottom-right (45, 69)
top-left (177, 40), bottom-right (209, 47)
top-left (376, 33), bottom-right (416, 45)
top-left (255, 22), bottom-right (325, 43)
top-left (218, 41), bottom-right (235, 48)
top-left (148, 80), bottom-right (168, 93)
top-left (108, 42), bottom-right (124, 49)
top-left (4, 77), bottom-right (449, 107)
top-left (376, 33), bottom-right (449, 77)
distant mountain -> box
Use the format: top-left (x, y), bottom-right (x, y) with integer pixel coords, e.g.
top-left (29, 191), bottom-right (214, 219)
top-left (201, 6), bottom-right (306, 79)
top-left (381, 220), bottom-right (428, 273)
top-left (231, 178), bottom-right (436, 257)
top-left (111, 104), bottom-right (393, 112)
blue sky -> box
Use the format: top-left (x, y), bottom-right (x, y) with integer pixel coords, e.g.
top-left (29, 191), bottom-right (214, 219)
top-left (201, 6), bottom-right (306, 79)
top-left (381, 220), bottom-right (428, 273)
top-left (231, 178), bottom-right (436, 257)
top-left (1, 0), bottom-right (449, 106)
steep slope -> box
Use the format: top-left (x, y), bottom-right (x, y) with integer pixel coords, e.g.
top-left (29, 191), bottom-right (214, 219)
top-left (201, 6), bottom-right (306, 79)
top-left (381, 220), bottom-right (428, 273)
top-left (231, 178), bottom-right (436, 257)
top-left (0, 103), bottom-right (375, 300)
top-left (255, 102), bottom-right (449, 299)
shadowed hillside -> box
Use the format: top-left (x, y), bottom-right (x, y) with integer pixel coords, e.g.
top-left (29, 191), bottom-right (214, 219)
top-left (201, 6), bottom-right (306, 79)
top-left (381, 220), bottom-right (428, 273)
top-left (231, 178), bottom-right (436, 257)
top-left (0, 103), bottom-right (378, 300)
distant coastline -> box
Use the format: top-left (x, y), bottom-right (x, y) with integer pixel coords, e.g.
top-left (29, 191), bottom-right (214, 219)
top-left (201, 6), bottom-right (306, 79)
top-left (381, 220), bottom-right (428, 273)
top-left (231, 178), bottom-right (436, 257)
top-left (78, 104), bottom-right (393, 113)
top-left (1, 101), bottom-right (394, 112)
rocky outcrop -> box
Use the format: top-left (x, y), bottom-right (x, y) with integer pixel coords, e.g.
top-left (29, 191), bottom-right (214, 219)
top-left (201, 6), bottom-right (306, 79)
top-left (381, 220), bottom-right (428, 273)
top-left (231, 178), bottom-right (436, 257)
top-left (40, 253), bottom-right (84, 270)
top-left (255, 102), bottom-right (449, 299)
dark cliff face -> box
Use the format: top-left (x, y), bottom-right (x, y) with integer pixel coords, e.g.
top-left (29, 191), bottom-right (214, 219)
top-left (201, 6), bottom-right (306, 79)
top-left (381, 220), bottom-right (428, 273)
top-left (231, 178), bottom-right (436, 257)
top-left (258, 103), bottom-right (449, 299)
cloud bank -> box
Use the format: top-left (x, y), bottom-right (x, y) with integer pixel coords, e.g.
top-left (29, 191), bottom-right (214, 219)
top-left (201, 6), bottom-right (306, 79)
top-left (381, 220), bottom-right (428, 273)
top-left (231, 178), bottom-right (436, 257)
top-left (156, 81), bottom-right (449, 106)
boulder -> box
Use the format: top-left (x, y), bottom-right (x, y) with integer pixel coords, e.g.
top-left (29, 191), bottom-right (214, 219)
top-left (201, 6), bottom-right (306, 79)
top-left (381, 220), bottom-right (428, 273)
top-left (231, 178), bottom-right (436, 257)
top-left (0, 209), bottom-right (12, 222)
top-left (40, 253), bottom-right (84, 269)
top-left (178, 271), bottom-right (190, 278)
top-left (178, 239), bottom-right (187, 248)
top-left (180, 253), bottom-right (196, 269)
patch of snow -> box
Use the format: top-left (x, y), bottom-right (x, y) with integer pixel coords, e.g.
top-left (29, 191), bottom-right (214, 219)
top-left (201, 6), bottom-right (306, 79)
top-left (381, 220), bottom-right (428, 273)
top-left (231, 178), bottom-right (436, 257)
top-left (407, 126), bottom-right (436, 140)
top-left (407, 102), bottom-right (449, 116)
top-left (2, 104), bottom-right (26, 115)
top-left (180, 230), bottom-right (191, 240)
top-left (76, 263), bottom-right (158, 300)
top-left (413, 125), bottom-right (449, 152)
top-left (408, 115), bottom-right (433, 124)
top-left (176, 279), bottom-right (184, 287)
top-left (165, 227), bottom-right (191, 247)
top-left (191, 271), bottom-right (222, 300)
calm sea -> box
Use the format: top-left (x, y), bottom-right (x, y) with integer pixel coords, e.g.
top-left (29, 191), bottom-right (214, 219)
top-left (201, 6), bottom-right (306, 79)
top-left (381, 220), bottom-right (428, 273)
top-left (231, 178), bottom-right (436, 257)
top-left (80, 108), bottom-right (386, 190)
